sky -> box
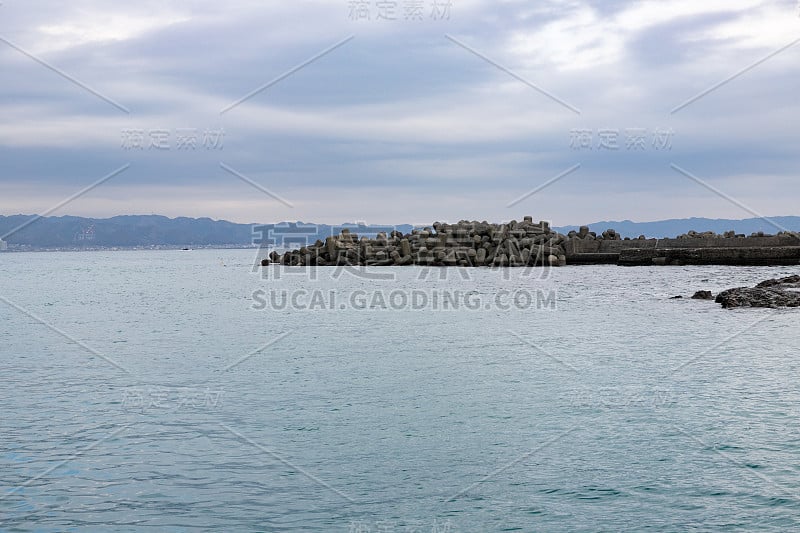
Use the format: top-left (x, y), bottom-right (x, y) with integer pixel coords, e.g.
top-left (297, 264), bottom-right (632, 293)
top-left (0, 0), bottom-right (798, 226)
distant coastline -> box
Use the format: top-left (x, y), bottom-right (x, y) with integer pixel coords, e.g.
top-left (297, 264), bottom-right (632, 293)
top-left (0, 244), bottom-right (258, 253)
top-left (1, 213), bottom-right (799, 251)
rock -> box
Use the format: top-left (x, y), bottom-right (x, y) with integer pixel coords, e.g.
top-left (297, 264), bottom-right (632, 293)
top-left (715, 287), bottom-right (800, 308)
top-left (325, 237), bottom-right (336, 259)
top-left (542, 246), bottom-right (560, 257)
top-left (602, 228), bottom-right (618, 240)
top-left (400, 238), bottom-right (411, 257)
top-left (691, 290), bottom-right (713, 300)
top-left (475, 247), bottom-right (486, 266)
top-left (715, 274), bottom-right (800, 308)
top-left (670, 295), bottom-right (683, 299)
top-left (485, 247), bottom-right (497, 265)
top-left (418, 247), bottom-right (433, 264)
top-left (756, 274), bottom-right (800, 288)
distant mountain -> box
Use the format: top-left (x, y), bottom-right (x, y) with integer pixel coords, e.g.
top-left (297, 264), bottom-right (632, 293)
top-left (553, 216), bottom-right (800, 239)
top-left (0, 215), bottom-right (256, 248)
top-left (1, 214), bottom-right (798, 249)
top-left (0, 214), bottom-right (413, 249)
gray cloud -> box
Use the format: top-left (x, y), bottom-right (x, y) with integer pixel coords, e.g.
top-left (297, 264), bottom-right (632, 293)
top-left (0, 0), bottom-right (797, 224)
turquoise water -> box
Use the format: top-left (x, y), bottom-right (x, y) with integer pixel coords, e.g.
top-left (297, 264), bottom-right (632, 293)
top-left (1, 250), bottom-right (799, 531)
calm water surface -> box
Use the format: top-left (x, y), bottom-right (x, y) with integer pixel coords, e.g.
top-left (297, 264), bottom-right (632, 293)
top-left (1, 250), bottom-right (799, 531)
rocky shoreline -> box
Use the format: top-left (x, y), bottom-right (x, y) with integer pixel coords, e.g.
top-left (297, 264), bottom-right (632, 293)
top-left (261, 217), bottom-right (800, 267)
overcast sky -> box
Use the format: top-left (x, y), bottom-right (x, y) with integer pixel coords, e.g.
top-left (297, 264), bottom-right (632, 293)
top-left (0, 0), bottom-right (797, 225)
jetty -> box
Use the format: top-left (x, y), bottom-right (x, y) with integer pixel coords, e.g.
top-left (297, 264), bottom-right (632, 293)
top-left (261, 217), bottom-right (800, 267)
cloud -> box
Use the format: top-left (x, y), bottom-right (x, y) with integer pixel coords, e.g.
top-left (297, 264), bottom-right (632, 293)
top-left (0, 0), bottom-right (797, 224)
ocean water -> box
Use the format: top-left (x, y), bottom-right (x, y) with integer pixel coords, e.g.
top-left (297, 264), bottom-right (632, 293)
top-left (1, 249), bottom-right (799, 532)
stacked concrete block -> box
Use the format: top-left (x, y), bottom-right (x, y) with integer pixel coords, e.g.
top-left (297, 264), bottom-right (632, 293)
top-left (262, 217), bottom-right (571, 267)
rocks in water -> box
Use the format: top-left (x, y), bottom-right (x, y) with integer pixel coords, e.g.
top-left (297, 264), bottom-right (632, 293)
top-left (756, 274), bottom-right (800, 288)
top-left (715, 287), bottom-right (800, 309)
top-left (691, 290), bottom-right (713, 300)
top-left (715, 275), bottom-right (800, 308)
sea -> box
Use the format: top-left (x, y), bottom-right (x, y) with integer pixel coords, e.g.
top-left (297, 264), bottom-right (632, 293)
top-left (1, 249), bottom-right (799, 532)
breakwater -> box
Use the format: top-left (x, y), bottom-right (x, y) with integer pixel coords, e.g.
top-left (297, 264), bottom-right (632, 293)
top-left (567, 232), bottom-right (800, 266)
top-left (261, 218), bottom-right (800, 267)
